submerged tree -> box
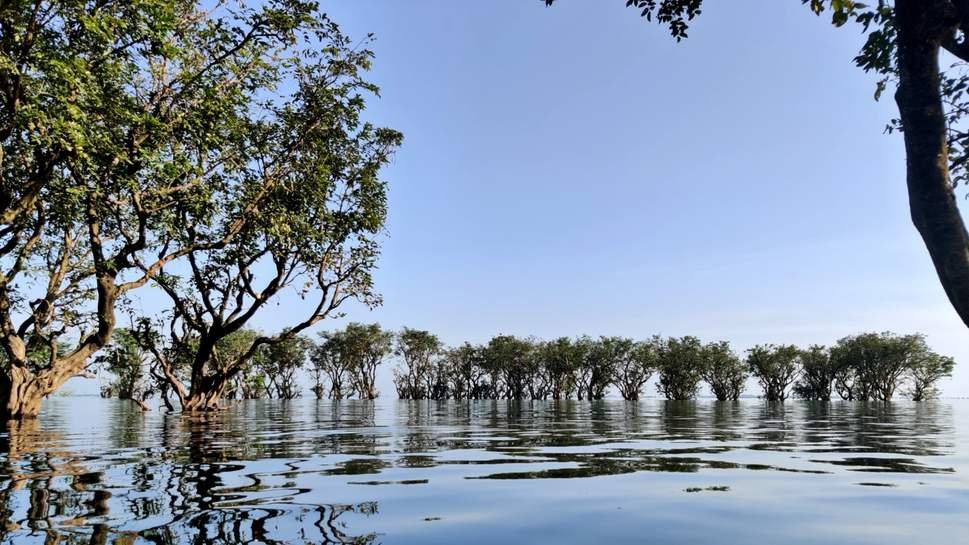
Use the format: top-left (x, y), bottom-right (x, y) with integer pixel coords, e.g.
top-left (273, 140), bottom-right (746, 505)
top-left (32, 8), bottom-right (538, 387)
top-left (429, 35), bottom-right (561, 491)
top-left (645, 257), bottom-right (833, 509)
top-left (260, 334), bottom-right (310, 400)
top-left (215, 330), bottom-right (266, 401)
top-left (701, 341), bottom-right (747, 401)
top-left (537, 337), bottom-right (584, 400)
top-left (613, 338), bottom-right (657, 401)
top-left (95, 330), bottom-right (152, 411)
top-left (540, 0), bottom-right (969, 335)
top-left (747, 344), bottom-right (801, 402)
top-left (907, 349), bottom-right (955, 401)
top-left (831, 332), bottom-right (901, 401)
top-left (793, 345), bottom-right (837, 401)
top-left (444, 343), bottom-right (486, 400)
top-left (310, 331), bottom-right (355, 400)
top-left (481, 335), bottom-right (537, 400)
top-left (340, 323), bottom-right (393, 400)
top-left (0, 1), bottom-right (400, 418)
top-left (575, 337), bottom-right (621, 400)
top-left (0, 0), bottom-right (212, 419)
top-left (132, 10), bottom-right (401, 412)
top-left (831, 332), bottom-right (943, 401)
top-left (655, 336), bottom-right (705, 400)
top-left (393, 328), bottom-right (443, 399)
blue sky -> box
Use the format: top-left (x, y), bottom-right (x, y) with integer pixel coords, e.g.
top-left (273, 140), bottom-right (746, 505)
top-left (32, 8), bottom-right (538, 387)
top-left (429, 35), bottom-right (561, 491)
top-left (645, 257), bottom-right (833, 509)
top-left (84, 1), bottom-right (968, 399)
top-left (285, 0), bottom-right (969, 397)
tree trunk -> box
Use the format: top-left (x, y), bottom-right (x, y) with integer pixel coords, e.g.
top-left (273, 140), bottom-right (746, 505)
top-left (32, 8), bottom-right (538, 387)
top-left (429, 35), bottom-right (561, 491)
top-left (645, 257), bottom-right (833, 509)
top-left (895, 0), bottom-right (969, 329)
top-left (0, 349), bottom-right (94, 419)
top-left (181, 391), bottom-right (223, 412)
top-left (0, 367), bottom-right (46, 419)
top-left (182, 374), bottom-right (228, 412)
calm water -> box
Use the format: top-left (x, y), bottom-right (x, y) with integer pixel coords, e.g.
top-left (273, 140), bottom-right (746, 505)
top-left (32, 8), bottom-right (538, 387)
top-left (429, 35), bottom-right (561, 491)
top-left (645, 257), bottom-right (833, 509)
top-left (0, 399), bottom-right (967, 544)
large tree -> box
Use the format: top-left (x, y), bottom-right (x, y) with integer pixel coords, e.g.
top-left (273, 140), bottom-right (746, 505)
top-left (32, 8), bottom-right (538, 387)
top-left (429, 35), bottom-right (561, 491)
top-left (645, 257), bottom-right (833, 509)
top-left (124, 7), bottom-right (400, 412)
top-left (0, 0), bottom-right (277, 418)
top-left (0, 0), bottom-right (402, 418)
top-left (543, 0), bottom-right (969, 332)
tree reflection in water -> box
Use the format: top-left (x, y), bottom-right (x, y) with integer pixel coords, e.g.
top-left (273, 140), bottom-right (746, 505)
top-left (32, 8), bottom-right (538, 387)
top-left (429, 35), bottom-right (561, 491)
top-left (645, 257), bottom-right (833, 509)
top-left (0, 399), bottom-right (959, 543)
top-left (0, 410), bottom-right (380, 544)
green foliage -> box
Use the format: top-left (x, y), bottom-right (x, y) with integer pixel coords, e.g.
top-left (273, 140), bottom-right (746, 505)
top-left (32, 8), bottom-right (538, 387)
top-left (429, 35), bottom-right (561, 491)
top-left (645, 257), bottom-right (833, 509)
top-left (907, 350), bottom-right (955, 401)
top-left (701, 341), bottom-right (746, 401)
top-left (793, 345), bottom-right (837, 400)
top-left (0, 0), bottom-right (401, 412)
top-left (444, 343), bottom-right (485, 400)
top-left (260, 333), bottom-right (311, 400)
top-left (536, 337), bottom-right (585, 400)
top-left (655, 336), bottom-right (705, 400)
top-left (393, 328), bottom-right (443, 399)
top-left (158, 325), bottom-right (954, 402)
top-left (746, 344), bottom-right (801, 402)
top-left (612, 337), bottom-right (657, 401)
top-left (831, 332), bottom-right (942, 401)
top-left (309, 330), bottom-right (352, 399)
top-left (311, 323), bottom-right (391, 400)
top-left (544, 0), bottom-right (702, 40)
top-left (481, 335), bottom-right (538, 400)
top-left (95, 329), bottom-right (148, 401)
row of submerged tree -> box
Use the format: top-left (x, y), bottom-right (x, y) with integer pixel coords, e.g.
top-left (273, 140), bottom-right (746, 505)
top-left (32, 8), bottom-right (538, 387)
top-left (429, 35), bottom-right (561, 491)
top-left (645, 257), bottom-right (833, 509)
top-left (98, 325), bottom-right (956, 408)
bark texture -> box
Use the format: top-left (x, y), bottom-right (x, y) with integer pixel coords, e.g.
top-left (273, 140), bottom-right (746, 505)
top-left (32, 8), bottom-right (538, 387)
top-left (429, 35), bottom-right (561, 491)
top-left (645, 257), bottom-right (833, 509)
top-left (895, 0), bottom-right (969, 328)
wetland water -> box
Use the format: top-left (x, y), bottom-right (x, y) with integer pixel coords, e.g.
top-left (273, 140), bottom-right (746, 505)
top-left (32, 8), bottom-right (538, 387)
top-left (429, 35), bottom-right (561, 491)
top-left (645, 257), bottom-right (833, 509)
top-left (0, 398), bottom-right (967, 544)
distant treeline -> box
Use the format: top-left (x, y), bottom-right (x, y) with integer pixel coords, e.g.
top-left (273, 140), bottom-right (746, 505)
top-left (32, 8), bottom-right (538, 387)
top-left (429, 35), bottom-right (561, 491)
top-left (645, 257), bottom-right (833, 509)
top-left (98, 325), bottom-right (955, 407)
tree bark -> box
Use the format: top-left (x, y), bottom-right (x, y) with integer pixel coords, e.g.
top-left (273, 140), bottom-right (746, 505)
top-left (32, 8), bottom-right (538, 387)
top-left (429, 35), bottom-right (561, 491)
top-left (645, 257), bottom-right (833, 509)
top-left (0, 347), bottom-right (98, 419)
top-left (181, 372), bottom-right (229, 412)
top-left (895, 0), bottom-right (969, 328)
top-left (0, 367), bottom-right (46, 419)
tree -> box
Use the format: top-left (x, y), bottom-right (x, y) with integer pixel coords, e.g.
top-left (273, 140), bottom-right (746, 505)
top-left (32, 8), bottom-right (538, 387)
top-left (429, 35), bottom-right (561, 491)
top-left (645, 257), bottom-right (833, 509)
top-left (445, 343), bottom-right (485, 400)
top-left (0, 0), bottom-right (197, 419)
top-left (831, 332), bottom-right (937, 401)
top-left (0, 1), bottom-right (400, 418)
top-left (94, 329), bottom-right (151, 411)
top-left (235, 348), bottom-right (269, 401)
top-left (393, 328), bottom-right (443, 399)
top-left (576, 337), bottom-right (622, 400)
top-left (747, 344), bottom-right (801, 402)
top-left (793, 345), bottom-right (837, 400)
top-left (907, 350), bottom-right (955, 401)
top-left (541, 0), bottom-right (969, 333)
top-left (210, 329), bottom-right (266, 401)
top-left (260, 334), bottom-right (310, 400)
top-left (701, 341), bottom-right (746, 401)
top-left (131, 8), bottom-right (401, 412)
top-left (613, 337), bottom-right (657, 401)
top-left (655, 336), bottom-right (704, 400)
top-left (310, 331), bottom-right (355, 400)
top-left (481, 335), bottom-right (537, 400)
top-left (537, 337), bottom-right (585, 400)
top-left (341, 323), bottom-right (392, 400)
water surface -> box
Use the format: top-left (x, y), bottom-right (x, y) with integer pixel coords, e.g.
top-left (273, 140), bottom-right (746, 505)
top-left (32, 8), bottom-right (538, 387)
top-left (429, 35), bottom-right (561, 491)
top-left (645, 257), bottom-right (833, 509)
top-left (1, 399), bottom-right (967, 544)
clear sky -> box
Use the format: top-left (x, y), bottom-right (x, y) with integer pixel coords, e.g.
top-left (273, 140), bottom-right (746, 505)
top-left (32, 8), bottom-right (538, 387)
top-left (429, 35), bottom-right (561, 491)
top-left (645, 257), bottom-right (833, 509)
top-left (85, 0), bottom-right (969, 399)
top-left (263, 0), bottom-right (969, 398)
